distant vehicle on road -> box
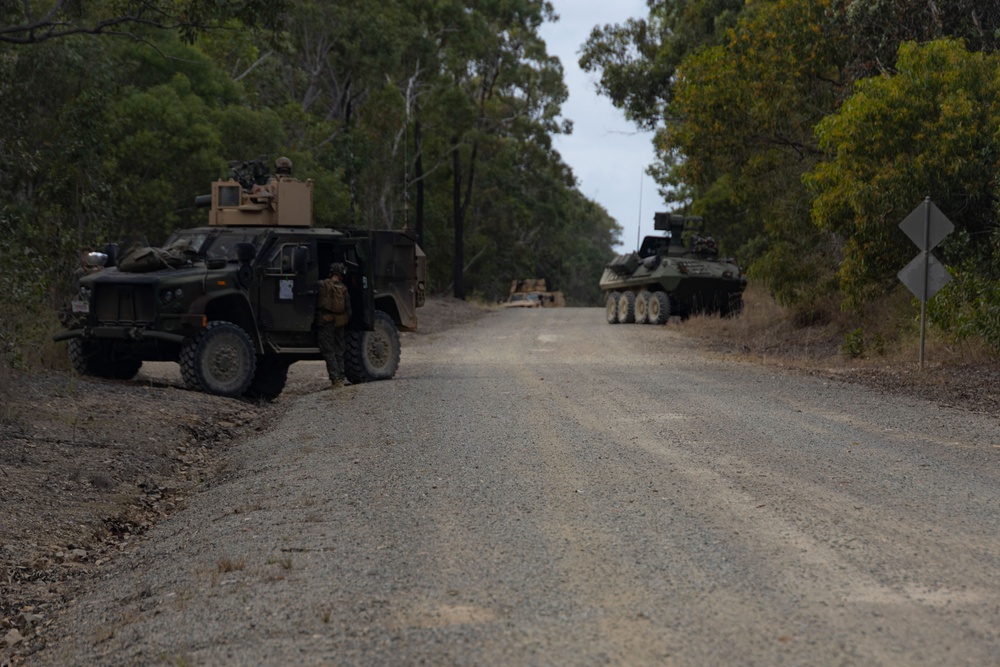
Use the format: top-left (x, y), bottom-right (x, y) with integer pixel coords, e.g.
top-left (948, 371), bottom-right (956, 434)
top-left (505, 278), bottom-right (565, 308)
top-left (600, 213), bottom-right (745, 325)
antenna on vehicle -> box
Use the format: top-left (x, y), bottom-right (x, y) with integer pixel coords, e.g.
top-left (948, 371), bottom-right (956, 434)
top-left (636, 168), bottom-right (644, 249)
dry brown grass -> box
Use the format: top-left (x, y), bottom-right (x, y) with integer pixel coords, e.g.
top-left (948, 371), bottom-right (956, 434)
top-left (677, 283), bottom-right (997, 371)
top-left (217, 556), bottom-right (246, 573)
top-left (678, 284), bottom-right (848, 368)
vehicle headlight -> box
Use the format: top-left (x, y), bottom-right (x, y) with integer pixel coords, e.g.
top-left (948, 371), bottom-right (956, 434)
top-left (160, 287), bottom-right (184, 304)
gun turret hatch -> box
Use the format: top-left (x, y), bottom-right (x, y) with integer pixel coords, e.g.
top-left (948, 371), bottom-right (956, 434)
top-left (207, 178), bottom-right (314, 227)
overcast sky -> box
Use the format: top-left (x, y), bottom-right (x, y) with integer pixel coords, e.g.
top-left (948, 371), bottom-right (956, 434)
top-left (538, 0), bottom-right (658, 254)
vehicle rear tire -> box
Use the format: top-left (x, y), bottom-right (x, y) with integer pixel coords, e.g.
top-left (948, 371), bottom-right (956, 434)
top-left (345, 311), bottom-right (400, 383)
top-left (245, 357), bottom-right (291, 400)
top-left (180, 321), bottom-right (256, 397)
top-left (617, 291), bottom-right (636, 323)
top-left (605, 293), bottom-right (619, 324)
top-left (68, 338), bottom-right (141, 380)
top-left (721, 294), bottom-right (745, 318)
top-left (649, 291), bottom-right (670, 325)
top-left (635, 291), bottom-right (651, 324)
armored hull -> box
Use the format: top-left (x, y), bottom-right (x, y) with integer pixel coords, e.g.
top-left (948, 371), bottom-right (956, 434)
top-left (600, 213), bottom-right (746, 324)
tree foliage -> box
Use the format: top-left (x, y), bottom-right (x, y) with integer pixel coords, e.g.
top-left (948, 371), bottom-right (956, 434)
top-left (808, 39), bottom-right (1000, 320)
top-left (579, 0), bottom-right (743, 130)
top-left (0, 1), bottom-right (622, 367)
top-left (0, 0), bottom-right (286, 44)
top-left (585, 0), bottom-right (1000, 347)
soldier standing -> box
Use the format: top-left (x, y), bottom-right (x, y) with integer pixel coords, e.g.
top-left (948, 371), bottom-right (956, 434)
top-left (317, 263), bottom-right (352, 387)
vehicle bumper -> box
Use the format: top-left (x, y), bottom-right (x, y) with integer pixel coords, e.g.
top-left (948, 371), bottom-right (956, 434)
top-left (52, 315), bottom-right (206, 345)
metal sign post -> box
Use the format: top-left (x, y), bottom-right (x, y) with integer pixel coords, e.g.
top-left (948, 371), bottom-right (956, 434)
top-left (897, 197), bottom-right (953, 369)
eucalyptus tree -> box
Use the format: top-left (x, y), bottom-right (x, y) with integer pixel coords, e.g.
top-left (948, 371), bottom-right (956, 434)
top-left (430, 0), bottom-right (567, 299)
top-left (0, 0), bottom-right (286, 44)
top-left (579, 0), bottom-right (743, 130)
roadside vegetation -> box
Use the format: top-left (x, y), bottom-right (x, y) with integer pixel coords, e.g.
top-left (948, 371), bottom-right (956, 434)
top-left (583, 0), bottom-right (1000, 360)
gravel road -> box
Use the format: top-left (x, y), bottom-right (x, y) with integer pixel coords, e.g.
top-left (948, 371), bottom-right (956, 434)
top-left (33, 308), bottom-right (1000, 666)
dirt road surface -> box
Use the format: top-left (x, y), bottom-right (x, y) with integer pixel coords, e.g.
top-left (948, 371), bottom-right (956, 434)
top-left (23, 308), bottom-right (1000, 665)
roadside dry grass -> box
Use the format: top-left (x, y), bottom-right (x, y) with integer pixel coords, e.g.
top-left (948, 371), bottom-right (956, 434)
top-left (678, 284), bottom-right (1000, 417)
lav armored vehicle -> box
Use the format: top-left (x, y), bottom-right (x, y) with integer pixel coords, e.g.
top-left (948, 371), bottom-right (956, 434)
top-left (55, 157), bottom-right (425, 398)
top-left (601, 212), bottom-right (745, 324)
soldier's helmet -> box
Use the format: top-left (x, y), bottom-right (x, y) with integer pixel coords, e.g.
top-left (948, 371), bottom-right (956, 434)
top-left (275, 156), bottom-right (293, 174)
top-left (329, 263), bottom-right (346, 277)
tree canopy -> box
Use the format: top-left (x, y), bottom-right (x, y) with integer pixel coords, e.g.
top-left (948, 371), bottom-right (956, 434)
top-left (583, 0), bottom-right (1000, 346)
top-left (0, 0), bottom-right (622, 367)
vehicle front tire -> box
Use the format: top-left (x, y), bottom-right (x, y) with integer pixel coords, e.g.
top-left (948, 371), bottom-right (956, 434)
top-left (180, 321), bottom-right (256, 397)
top-left (68, 338), bottom-right (141, 380)
top-left (345, 311), bottom-right (400, 383)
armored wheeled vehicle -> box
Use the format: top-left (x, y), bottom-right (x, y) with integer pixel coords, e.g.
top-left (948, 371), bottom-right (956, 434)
top-left (55, 157), bottom-right (425, 398)
top-left (601, 213), bottom-right (745, 325)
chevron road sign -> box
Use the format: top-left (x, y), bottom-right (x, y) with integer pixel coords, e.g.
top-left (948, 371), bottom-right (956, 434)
top-left (897, 197), bottom-right (954, 369)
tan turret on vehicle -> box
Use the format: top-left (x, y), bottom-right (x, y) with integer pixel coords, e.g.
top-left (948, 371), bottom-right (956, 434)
top-left (504, 278), bottom-right (565, 308)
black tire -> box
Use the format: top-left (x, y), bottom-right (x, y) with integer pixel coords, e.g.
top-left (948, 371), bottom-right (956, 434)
top-left (245, 357), bottom-right (291, 400)
top-left (179, 339), bottom-right (200, 390)
top-left (605, 293), bottom-right (619, 324)
top-left (635, 291), bottom-right (651, 324)
top-left (649, 291), bottom-right (670, 325)
top-left (721, 294), bottom-right (745, 318)
top-left (180, 321), bottom-right (256, 397)
top-left (345, 311), bottom-right (400, 383)
top-left (68, 338), bottom-right (141, 380)
top-left (617, 291), bottom-right (636, 323)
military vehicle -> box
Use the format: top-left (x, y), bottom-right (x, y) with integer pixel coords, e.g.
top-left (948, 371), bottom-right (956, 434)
top-left (503, 278), bottom-right (566, 308)
top-left (601, 212), bottom-right (745, 325)
top-left (55, 157), bottom-right (425, 398)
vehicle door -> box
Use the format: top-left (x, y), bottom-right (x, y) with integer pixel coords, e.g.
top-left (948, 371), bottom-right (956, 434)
top-left (316, 237), bottom-right (374, 331)
top-left (257, 236), bottom-right (319, 348)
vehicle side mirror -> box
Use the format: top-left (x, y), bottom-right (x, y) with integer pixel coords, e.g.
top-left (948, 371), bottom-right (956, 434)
top-left (84, 252), bottom-right (108, 268)
top-left (292, 245), bottom-right (310, 276)
top-left (235, 242), bottom-right (257, 263)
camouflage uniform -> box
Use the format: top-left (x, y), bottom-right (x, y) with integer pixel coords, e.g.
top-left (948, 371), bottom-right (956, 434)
top-left (317, 264), bottom-right (351, 385)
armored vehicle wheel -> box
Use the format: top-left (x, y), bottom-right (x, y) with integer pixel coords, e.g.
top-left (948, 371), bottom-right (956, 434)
top-left (68, 339), bottom-right (142, 380)
top-left (180, 321), bottom-right (256, 397)
top-left (721, 294), bottom-right (744, 318)
top-left (648, 291), bottom-right (670, 325)
top-left (635, 291), bottom-right (651, 324)
top-left (617, 291), bottom-right (636, 323)
top-left (346, 310), bottom-right (400, 383)
top-left (605, 293), bottom-right (619, 324)
top-left (245, 357), bottom-right (291, 400)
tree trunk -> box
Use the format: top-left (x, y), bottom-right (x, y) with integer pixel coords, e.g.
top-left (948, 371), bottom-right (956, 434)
top-left (451, 135), bottom-right (464, 300)
top-left (415, 118), bottom-right (424, 247)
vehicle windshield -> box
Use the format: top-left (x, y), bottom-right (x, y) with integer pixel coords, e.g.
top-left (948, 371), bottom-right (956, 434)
top-left (163, 231), bottom-right (264, 261)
